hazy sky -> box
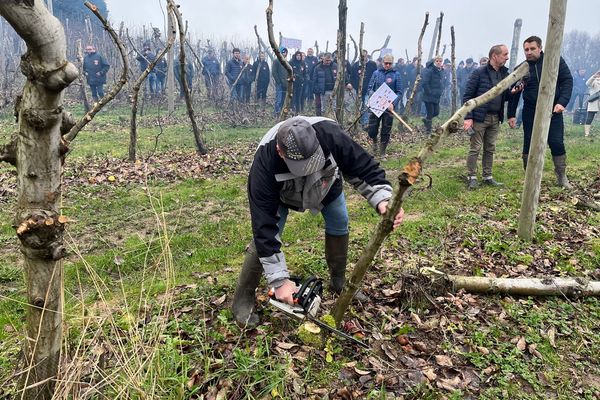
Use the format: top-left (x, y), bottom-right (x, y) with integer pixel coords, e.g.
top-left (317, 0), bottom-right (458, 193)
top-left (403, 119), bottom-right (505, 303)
top-left (105, 0), bottom-right (599, 63)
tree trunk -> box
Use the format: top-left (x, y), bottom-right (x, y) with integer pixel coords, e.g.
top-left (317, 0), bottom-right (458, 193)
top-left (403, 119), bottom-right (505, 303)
top-left (403, 12), bottom-right (429, 118)
top-left (167, 9), bottom-right (175, 113)
top-left (266, 0), bottom-right (293, 121)
top-left (508, 18), bottom-right (523, 72)
top-left (331, 0), bottom-right (347, 123)
top-left (450, 26), bottom-right (457, 114)
top-left (518, 0), bottom-right (567, 240)
top-left (332, 62), bottom-right (529, 326)
top-left (170, 0), bottom-right (207, 155)
top-left (0, 2), bottom-right (78, 399)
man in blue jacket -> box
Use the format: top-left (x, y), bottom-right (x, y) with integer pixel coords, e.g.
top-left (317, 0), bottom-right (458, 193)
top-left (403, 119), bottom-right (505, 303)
top-left (463, 44), bottom-right (511, 190)
top-left (202, 48), bottom-right (221, 99)
top-left (366, 54), bottom-right (402, 156)
top-left (82, 45), bottom-right (110, 102)
top-left (508, 36), bottom-right (574, 189)
top-left (225, 48), bottom-right (243, 103)
top-left (232, 116), bottom-right (405, 328)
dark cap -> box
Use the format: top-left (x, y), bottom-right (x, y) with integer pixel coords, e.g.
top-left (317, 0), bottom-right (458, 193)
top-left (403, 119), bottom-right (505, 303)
top-left (466, 57), bottom-right (474, 64)
top-left (276, 117), bottom-right (325, 176)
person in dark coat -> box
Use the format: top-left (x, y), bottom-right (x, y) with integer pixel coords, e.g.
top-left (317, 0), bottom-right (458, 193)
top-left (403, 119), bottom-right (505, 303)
top-left (507, 35), bottom-right (574, 189)
top-left (272, 47), bottom-right (289, 116)
top-left (82, 45), bottom-right (110, 102)
top-left (366, 54), bottom-right (403, 156)
top-left (457, 58), bottom-right (475, 101)
top-left (567, 68), bottom-right (588, 112)
top-left (225, 48), bottom-right (243, 102)
top-left (231, 116), bottom-right (405, 328)
top-left (421, 55), bottom-right (444, 134)
top-left (253, 51), bottom-right (270, 108)
top-left (239, 54), bottom-right (255, 104)
top-left (350, 50), bottom-right (378, 127)
top-left (312, 52), bottom-right (337, 116)
top-left (463, 45), bottom-right (512, 190)
top-left (303, 48), bottom-right (319, 109)
top-left (290, 50), bottom-right (307, 113)
top-left (202, 48), bottom-right (221, 99)
top-left (136, 43), bottom-right (158, 96)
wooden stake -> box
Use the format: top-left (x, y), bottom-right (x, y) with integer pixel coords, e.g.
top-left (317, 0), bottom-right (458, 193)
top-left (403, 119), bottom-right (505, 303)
top-left (390, 109), bottom-right (413, 133)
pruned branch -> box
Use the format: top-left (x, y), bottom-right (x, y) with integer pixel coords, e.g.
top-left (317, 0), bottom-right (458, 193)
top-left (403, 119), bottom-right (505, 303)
top-left (403, 12), bottom-right (429, 118)
top-left (266, 0), bottom-right (293, 121)
top-left (370, 35), bottom-right (391, 59)
top-left (64, 1), bottom-right (128, 142)
top-left (450, 26), bottom-right (457, 114)
top-left (332, 62), bottom-right (530, 325)
top-left (349, 34), bottom-right (358, 64)
top-left (254, 24), bottom-right (274, 62)
top-left (435, 12), bottom-right (444, 56)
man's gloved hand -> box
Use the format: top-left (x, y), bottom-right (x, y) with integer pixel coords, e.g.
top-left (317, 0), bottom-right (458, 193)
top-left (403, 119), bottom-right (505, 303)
top-left (273, 279), bottom-right (298, 305)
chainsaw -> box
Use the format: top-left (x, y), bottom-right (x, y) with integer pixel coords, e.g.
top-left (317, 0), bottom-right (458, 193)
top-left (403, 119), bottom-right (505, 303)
top-left (268, 276), bottom-right (368, 348)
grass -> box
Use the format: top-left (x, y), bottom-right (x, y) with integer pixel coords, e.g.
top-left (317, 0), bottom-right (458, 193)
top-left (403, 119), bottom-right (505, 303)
top-left (0, 105), bottom-right (599, 398)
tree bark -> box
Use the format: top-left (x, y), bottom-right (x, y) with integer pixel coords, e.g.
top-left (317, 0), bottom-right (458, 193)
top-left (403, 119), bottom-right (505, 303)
top-left (508, 18), bottom-right (523, 72)
top-left (330, 0), bottom-right (347, 123)
top-left (332, 62), bottom-right (530, 326)
top-left (170, 0), bottom-right (207, 155)
top-left (450, 26), bottom-right (457, 114)
top-left (518, 0), bottom-right (567, 240)
top-left (266, 0), bottom-right (292, 121)
top-left (0, 2), bottom-right (78, 399)
top-left (64, 1), bottom-right (128, 143)
top-left (403, 12), bottom-right (429, 118)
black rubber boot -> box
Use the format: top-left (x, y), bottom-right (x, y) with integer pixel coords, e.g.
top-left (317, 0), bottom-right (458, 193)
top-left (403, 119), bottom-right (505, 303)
top-left (325, 234), bottom-right (368, 302)
top-left (371, 137), bottom-right (379, 155)
top-left (325, 233), bottom-right (349, 294)
top-left (232, 241), bottom-right (262, 329)
top-left (522, 153), bottom-right (528, 171)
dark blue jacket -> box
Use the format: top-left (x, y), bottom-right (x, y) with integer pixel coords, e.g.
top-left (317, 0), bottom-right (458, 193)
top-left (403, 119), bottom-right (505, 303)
top-left (290, 58), bottom-right (307, 85)
top-left (367, 67), bottom-right (403, 107)
top-left (136, 50), bottom-right (155, 72)
top-left (463, 64), bottom-right (511, 122)
top-left (225, 57), bottom-right (243, 85)
top-left (313, 62), bottom-right (338, 94)
top-left (351, 60), bottom-right (378, 96)
top-left (304, 55), bottom-right (319, 82)
top-left (421, 60), bottom-right (444, 103)
top-left (253, 59), bottom-right (270, 87)
top-left (202, 55), bottom-right (221, 77)
top-left (83, 52), bottom-right (110, 85)
top-left (508, 52), bottom-right (573, 118)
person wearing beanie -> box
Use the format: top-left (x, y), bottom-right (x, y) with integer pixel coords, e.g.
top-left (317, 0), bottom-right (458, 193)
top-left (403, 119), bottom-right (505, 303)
top-left (232, 116), bottom-right (405, 328)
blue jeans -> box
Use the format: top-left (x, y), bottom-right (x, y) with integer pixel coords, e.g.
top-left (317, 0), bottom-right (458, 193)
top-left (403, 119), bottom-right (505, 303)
top-left (274, 84), bottom-right (287, 115)
top-left (276, 192), bottom-right (349, 237)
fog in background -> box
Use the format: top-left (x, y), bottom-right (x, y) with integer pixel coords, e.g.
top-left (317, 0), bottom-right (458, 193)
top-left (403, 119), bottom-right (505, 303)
top-left (106, 0), bottom-right (599, 63)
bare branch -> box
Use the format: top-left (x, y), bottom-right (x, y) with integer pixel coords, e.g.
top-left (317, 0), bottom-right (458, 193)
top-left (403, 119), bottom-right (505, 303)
top-left (64, 1), bottom-right (129, 142)
top-left (370, 35), bottom-right (391, 59)
top-left (403, 12), bottom-right (429, 118)
top-left (253, 24), bottom-right (274, 62)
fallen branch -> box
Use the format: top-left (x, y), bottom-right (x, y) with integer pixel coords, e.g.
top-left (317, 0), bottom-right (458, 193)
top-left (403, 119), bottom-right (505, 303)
top-left (403, 12), bottom-right (429, 118)
top-left (449, 275), bottom-right (600, 297)
top-left (332, 62), bottom-right (530, 325)
top-left (64, 1), bottom-right (128, 143)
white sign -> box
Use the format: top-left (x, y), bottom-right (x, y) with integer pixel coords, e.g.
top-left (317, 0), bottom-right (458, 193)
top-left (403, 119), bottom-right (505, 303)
top-left (380, 48), bottom-right (393, 57)
top-left (367, 83), bottom-right (397, 117)
top-left (281, 37), bottom-right (302, 50)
